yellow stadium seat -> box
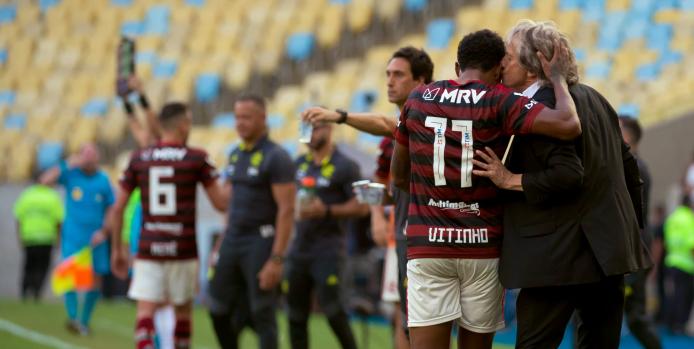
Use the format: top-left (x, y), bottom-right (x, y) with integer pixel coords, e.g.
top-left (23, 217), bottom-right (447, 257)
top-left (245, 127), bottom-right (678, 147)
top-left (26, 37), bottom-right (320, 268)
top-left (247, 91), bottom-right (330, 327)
top-left (348, 0), bottom-right (374, 33)
top-left (606, 0), bottom-right (629, 11)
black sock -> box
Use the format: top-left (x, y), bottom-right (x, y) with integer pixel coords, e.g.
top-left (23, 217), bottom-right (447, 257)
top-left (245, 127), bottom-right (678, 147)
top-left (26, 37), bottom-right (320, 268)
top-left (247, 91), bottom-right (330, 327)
top-left (210, 312), bottom-right (238, 349)
top-left (327, 313), bottom-right (357, 349)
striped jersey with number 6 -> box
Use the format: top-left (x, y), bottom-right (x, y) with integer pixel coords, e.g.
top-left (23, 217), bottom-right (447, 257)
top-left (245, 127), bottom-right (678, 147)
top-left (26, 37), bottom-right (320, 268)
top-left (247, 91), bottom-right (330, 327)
top-left (394, 79), bottom-right (545, 260)
top-left (120, 142), bottom-right (218, 260)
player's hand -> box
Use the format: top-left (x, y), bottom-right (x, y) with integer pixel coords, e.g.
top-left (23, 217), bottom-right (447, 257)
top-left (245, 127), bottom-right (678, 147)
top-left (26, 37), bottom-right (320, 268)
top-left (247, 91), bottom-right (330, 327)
top-left (298, 198), bottom-right (327, 220)
top-left (128, 75), bottom-right (144, 94)
top-left (111, 247), bottom-right (129, 280)
top-left (538, 39), bottom-right (570, 82)
top-left (90, 229), bottom-right (107, 247)
top-left (257, 260), bottom-right (283, 290)
top-left (66, 154), bottom-right (85, 168)
top-left (301, 107), bottom-right (340, 125)
top-left (472, 147), bottom-right (514, 189)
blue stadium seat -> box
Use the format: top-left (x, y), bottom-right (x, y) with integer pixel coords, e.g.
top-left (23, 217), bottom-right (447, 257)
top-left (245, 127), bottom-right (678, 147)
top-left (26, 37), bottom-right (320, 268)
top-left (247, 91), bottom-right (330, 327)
top-left (111, 0), bottom-right (134, 6)
top-left (0, 5), bottom-right (16, 24)
top-left (36, 142), bottom-right (64, 172)
top-left (404, 0), bottom-right (427, 12)
top-left (153, 59), bottom-right (177, 79)
top-left (0, 90), bottom-right (16, 106)
top-left (357, 133), bottom-right (382, 146)
top-left (682, 0), bottom-right (694, 10)
top-left (212, 113), bottom-right (235, 129)
top-left (144, 5), bottom-right (170, 35)
top-left (331, 0), bottom-right (352, 4)
top-left (39, 0), bottom-right (60, 12)
top-left (585, 61), bottom-right (611, 79)
top-left (286, 33), bottom-right (315, 61)
top-left (4, 114), bottom-right (26, 129)
top-left (185, 0), bottom-right (206, 7)
top-left (0, 48), bottom-right (7, 65)
top-left (582, 0), bottom-right (606, 22)
top-left (268, 114), bottom-right (286, 130)
top-left (426, 19), bottom-right (455, 50)
top-left (631, 0), bottom-right (657, 13)
top-left (573, 48), bottom-right (587, 62)
top-left (510, 0), bottom-right (534, 10)
top-left (121, 21), bottom-right (144, 37)
top-left (81, 98), bottom-right (109, 118)
top-left (195, 74), bottom-right (221, 103)
top-left (136, 51), bottom-right (157, 65)
top-left (559, 0), bottom-right (585, 10)
top-left (618, 104), bottom-right (640, 118)
top-left (635, 63), bottom-right (660, 81)
top-left (654, 0), bottom-right (678, 9)
top-left (646, 23), bottom-right (673, 51)
top-left (281, 141), bottom-right (299, 158)
top-left (349, 90), bottom-right (377, 113)
top-left (658, 50), bottom-right (683, 67)
top-left (623, 16), bottom-right (649, 40)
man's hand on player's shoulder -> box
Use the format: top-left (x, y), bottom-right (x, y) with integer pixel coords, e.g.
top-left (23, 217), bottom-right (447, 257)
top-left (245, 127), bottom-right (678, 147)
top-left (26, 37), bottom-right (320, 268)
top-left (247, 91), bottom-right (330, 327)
top-left (472, 147), bottom-right (515, 190)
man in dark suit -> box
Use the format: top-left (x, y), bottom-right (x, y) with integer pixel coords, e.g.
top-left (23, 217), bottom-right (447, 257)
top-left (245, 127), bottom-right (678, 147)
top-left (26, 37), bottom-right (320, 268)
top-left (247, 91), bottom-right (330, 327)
top-left (473, 21), bottom-right (652, 349)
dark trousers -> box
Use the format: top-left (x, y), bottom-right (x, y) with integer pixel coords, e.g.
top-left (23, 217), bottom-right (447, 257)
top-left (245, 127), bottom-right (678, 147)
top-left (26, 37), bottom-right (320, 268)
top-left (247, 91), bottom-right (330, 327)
top-left (515, 275), bottom-right (624, 349)
top-left (21, 245), bottom-right (52, 300)
top-left (286, 255), bottom-right (356, 349)
top-left (664, 267), bottom-right (694, 333)
top-left (624, 270), bottom-right (662, 349)
top-left (208, 236), bottom-right (277, 349)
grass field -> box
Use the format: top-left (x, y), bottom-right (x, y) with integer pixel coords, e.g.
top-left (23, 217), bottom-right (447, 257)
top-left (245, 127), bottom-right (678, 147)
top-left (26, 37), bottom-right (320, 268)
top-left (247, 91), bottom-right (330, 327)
top-left (0, 299), bottom-right (513, 349)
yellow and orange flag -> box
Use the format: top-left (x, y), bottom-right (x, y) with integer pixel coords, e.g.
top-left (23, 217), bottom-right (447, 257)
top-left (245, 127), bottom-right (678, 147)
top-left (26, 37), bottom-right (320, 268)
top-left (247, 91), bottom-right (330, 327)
top-left (51, 247), bottom-right (94, 295)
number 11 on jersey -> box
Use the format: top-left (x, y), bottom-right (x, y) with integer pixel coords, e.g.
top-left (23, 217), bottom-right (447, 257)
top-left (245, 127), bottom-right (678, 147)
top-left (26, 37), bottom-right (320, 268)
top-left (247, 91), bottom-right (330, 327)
top-left (424, 116), bottom-right (473, 188)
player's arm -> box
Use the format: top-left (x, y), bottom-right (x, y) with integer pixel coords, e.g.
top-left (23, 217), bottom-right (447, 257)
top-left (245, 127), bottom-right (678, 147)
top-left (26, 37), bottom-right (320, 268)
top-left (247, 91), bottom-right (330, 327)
top-left (257, 182), bottom-right (296, 290)
top-left (391, 142), bottom-right (410, 193)
top-left (106, 186), bottom-right (132, 279)
top-left (130, 75), bottom-right (162, 141)
top-left (302, 107), bottom-right (396, 137)
top-left (39, 154), bottom-right (82, 185)
top-left (526, 43), bottom-right (581, 140)
top-left (204, 181), bottom-right (229, 212)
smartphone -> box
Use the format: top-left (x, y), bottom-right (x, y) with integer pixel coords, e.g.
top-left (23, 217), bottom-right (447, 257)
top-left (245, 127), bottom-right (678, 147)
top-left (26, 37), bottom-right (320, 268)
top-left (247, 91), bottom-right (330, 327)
top-left (116, 37), bottom-right (136, 96)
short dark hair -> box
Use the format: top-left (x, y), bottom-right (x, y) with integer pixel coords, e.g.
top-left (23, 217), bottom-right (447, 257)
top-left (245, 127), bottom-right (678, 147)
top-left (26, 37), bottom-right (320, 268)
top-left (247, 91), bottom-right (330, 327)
top-left (159, 102), bottom-right (189, 129)
top-left (619, 115), bottom-right (642, 145)
top-left (391, 46), bottom-right (435, 84)
top-left (457, 29), bottom-right (506, 72)
top-left (236, 93), bottom-right (266, 112)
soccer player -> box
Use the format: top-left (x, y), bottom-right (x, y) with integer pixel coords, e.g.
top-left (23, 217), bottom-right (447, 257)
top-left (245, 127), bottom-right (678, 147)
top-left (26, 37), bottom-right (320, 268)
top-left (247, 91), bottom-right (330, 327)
top-left (207, 94), bottom-right (296, 349)
top-left (14, 172), bottom-right (64, 301)
top-left (40, 143), bottom-right (115, 335)
top-left (302, 46), bottom-right (434, 349)
top-left (390, 29), bottom-right (580, 349)
top-left (286, 121), bottom-right (369, 349)
top-left (109, 102), bottom-right (228, 349)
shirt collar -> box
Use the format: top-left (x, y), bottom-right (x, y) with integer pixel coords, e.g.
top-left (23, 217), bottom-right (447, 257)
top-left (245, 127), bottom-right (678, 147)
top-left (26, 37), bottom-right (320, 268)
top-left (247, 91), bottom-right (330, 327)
top-left (522, 81), bottom-right (542, 98)
top-left (239, 133), bottom-right (269, 152)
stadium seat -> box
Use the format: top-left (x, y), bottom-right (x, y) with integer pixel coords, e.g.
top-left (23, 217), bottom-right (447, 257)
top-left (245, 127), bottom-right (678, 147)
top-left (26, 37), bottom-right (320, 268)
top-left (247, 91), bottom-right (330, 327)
top-left (121, 20), bottom-right (145, 37)
top-left (36, 141), bottom-right (64, 172)
top-left (4, 113), bottom-right (26, 129)
top-left (0, 4), bottom-right (17, 24)
top-left (81, 98), bottom-right (110, 118)
top-left (618, 103), bottom-right (640, 118)
top-left (144, 5), bottom-right (170, 35)
top-left (635, 63), bottom-right (660, 81)
top-left (349, 90), bottom-right (378, 113)
top-left (212, 113), bottom-right (235, 129)
top-left (510, 0), bottom-right (534, 10)
top-left (194, 73), bottom-right (221, 103)
top-left (0, 91), bottom-right (15, 106)
top-left (286, 33), bottom-right (315, 61)
top-left (153, 59), bottom-right (178, 79)
top-left (426, 19), bottom-right (455, 50)
top-left (404, 0), bottom-right (427, 12)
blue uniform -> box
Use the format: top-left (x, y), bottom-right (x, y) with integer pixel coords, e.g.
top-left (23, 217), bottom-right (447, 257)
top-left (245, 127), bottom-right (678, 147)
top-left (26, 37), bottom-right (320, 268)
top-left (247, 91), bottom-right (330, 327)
top-left (59, 161), bottom-right (114, 275)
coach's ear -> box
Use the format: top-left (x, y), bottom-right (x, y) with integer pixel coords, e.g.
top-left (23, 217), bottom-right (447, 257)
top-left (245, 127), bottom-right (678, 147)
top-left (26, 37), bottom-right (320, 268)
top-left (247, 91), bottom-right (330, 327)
top-left (455, 61), bottom-right (461, 78)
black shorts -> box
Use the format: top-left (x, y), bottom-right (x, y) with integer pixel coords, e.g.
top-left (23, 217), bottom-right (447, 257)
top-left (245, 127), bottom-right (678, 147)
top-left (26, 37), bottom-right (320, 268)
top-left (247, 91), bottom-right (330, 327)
top-left (396, 238), bottom-right (408, 330)
top-left (285, 254), bottom-right (346, 319)
top-left (207, 236), bottom-right (276, 315)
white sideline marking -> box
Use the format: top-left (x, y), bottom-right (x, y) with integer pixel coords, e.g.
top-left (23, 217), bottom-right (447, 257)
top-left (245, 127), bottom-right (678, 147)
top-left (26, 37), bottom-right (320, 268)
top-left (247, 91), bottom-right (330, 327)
top-left (0, 318), bottom-right (87, 349)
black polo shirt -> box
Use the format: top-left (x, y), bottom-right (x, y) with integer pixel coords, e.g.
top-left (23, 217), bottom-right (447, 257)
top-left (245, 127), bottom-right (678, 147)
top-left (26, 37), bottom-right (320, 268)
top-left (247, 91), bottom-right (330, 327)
top-left (289, 147), bottom-right (361, 258)
top-left (224, 134), bottom-right (295, 240)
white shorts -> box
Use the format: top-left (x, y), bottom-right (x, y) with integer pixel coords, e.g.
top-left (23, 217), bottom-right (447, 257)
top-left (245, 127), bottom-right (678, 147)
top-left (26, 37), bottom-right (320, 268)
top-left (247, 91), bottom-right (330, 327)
top-left (381, 245), bottom-right (400, 302)
top-left (407, 258), bottom-right (504, 333)
top-left (128, 259), bottom-right (198, 305)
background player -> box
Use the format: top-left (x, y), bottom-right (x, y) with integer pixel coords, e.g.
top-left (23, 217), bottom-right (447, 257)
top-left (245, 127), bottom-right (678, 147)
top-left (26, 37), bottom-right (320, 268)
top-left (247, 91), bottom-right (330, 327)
top-left (391, 29), bottom-right (579, 349)
top-left (40, 143), bottom-right (114, 336)
top-left (109, 102), bottom-right (228, 349)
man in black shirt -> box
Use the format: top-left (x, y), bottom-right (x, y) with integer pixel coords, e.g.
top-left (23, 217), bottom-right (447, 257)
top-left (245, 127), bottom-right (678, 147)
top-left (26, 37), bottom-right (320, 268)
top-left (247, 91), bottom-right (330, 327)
top-left (207, 94), bottom-right (296, 349)
top-left (286, 121), bottom-right (369, 349)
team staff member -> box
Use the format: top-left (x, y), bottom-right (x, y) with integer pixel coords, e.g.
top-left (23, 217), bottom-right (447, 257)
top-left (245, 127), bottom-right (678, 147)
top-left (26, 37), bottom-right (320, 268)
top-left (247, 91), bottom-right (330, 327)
top-left (41, 143), bottom-right (114, 336)
top-left (473, 22), bottom-right (651, 348)
top-left (208, 94), bottom-right (296, 349)
top-left (302, 46), bottom-right (434, 349)
top-left (286, 122), bottom-right (369, 349)
top-left (391, 29), bottom-right (580, 349)
top-left (14, 173), bottom-right (64, 301)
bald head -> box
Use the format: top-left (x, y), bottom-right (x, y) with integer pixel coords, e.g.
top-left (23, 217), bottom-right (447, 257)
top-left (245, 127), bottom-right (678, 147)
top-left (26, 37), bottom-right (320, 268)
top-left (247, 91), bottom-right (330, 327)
top-left (79, 142), bottom-right (100, 173)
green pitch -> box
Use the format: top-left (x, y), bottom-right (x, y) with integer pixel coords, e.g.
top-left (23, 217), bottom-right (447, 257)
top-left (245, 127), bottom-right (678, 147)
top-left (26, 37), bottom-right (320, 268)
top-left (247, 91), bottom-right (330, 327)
top-left (0, 299), bottom-right (512, 348)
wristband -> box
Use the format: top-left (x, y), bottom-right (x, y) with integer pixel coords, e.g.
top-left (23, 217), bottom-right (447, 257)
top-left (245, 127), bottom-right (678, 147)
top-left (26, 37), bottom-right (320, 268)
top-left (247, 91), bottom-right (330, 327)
top-left (335, 109), bottom-right (348, 124)
top-left (139, 94), bottom-right (150, 109)
top-left (123, 101), bottom-right (134, 115)
top-left (270, 254), bottom-right (285, 264)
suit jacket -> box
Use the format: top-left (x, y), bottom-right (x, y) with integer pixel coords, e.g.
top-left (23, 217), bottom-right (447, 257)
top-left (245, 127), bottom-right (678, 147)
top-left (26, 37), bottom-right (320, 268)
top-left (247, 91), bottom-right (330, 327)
top-left (499, 84), bottom-right (652, 289)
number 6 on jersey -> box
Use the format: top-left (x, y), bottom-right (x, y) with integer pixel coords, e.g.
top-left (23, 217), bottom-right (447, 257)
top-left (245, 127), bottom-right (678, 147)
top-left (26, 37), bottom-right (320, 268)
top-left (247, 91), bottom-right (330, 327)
top-left (424, 116), bottom-right (473, 188)
top-left (149, 166), bottom-right (176, 215)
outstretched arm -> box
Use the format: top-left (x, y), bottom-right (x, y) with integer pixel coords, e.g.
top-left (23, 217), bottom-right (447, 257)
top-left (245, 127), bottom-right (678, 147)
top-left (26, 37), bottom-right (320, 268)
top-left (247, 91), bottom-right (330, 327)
top-left (302, 107), bottom-right (396, 137)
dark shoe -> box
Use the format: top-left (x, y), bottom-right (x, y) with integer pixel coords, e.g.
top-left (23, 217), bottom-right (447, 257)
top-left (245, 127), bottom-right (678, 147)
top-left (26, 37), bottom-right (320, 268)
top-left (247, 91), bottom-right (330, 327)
top-left (65, 320), bottom-right (81, 335)
top-left (78, 325), bottom-right (91, 336)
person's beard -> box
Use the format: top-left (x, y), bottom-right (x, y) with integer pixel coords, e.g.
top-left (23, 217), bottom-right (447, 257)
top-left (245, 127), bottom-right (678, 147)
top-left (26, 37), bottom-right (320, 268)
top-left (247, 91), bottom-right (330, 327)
top-left (309, 137), bottom-right (327, 151)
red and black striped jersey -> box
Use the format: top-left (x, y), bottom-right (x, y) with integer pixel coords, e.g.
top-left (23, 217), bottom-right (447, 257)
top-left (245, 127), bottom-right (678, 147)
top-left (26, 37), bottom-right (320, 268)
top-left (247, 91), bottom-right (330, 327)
top-left (394, 79), bottom-right (545, 260)
top-left (375, 137), bottom-right (394, 180)
top-left (120, 142), bottom-right (218, 260)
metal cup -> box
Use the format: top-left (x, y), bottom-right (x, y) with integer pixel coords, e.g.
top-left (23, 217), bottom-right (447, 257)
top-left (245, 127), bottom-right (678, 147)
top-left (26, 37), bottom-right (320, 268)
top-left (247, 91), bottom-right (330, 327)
top-left (364, 183), bottom-right (386, 205)
top-left (352, 180), bottom-right (371, 203)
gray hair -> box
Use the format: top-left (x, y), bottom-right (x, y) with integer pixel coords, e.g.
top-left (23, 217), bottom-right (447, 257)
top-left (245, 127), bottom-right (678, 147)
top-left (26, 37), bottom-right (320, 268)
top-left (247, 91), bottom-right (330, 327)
top-left (507, 19), bottom-right (579, 86)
